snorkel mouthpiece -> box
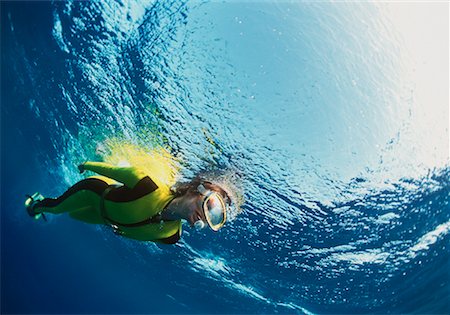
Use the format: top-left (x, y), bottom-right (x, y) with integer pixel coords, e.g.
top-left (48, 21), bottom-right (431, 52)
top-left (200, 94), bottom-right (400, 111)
top-left (194, 220), bottom-right (206, 230)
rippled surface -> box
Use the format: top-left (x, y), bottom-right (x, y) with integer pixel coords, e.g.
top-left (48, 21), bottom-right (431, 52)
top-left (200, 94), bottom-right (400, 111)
top-left (2, 1), bottom-right (449, 314)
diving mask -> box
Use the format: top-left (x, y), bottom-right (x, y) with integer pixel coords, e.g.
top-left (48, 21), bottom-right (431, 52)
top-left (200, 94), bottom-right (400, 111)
top-left (197, 183), bottom-right (227, 231)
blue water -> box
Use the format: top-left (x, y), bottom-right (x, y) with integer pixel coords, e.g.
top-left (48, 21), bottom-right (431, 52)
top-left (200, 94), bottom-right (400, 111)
top-left (2, 1), bottom-right (449, 314)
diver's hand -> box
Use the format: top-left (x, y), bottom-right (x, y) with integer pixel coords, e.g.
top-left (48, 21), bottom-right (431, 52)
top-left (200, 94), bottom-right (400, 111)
top-left (78, 163), bottom-right (86, 174)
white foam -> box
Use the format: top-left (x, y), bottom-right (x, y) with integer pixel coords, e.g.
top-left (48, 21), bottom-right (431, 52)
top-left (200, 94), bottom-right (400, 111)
top-left (231, 283), bottom-right (266, 302)
top-left (410, 220), bottom-right (450, 253)
top-left (191, 256), bottom-right (230, 278)
top-left (374, 212), bottom-right (400, 224)
top-left (52, 12), bottom-right (69, 53)
top-left (331, 249), bottom-right (390, 265)
top-left (187, 248), bottom-right (315, 314)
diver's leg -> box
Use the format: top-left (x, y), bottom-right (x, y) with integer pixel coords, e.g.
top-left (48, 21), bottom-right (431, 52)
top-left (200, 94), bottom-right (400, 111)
top-left (34, 177), bottom-right (109, 216)
top-left (69, 206), bottom-right (104, 224)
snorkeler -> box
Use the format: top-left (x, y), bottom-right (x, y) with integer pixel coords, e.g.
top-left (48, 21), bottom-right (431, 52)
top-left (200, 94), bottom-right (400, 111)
top-left (25, 161), bottom-right (230, 244)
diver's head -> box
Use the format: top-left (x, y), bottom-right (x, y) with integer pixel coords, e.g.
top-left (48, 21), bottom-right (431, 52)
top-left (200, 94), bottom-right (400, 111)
top-left (172, 180), bottom-right (230, 231)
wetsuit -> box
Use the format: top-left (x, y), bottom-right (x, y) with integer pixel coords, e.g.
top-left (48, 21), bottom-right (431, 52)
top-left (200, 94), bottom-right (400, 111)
top-left (35, 162), bottom-right (181, 244)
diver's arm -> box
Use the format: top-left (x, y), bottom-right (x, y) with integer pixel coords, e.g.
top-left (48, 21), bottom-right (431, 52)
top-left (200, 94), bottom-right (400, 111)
top-left (80, 161), bottom-right (147, 188)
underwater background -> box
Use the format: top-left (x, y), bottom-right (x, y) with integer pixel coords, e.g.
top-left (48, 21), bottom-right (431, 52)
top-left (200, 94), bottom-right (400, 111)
top-left (1, 1), bottom-right (449, 314)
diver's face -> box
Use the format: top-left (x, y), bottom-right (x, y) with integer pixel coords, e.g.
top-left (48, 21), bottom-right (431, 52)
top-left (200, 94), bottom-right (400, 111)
top-left (184, 191), bottom-right (206, 226)
top-left (182, 183), bottom-right (228, 228)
